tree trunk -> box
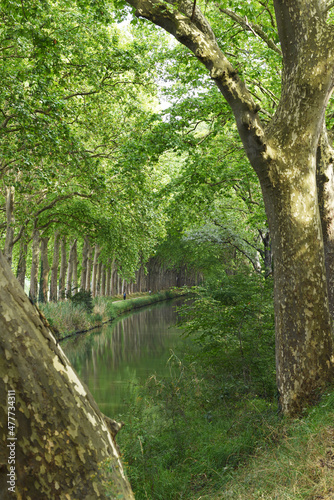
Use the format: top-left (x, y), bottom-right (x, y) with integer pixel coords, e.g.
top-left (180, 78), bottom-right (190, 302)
top-left (16, 236), bottom-right (28, 290)
top-left (38, 236), bottom-right (50, 303)
top-left (49, 231), bottom-right (60, 302)
top-left (0, 250), bottom-right (134, 498)
top-left (80, 236), bottom-right (89, 292)
top-left (59, 237), bottom-right (67, 300)
top-left (106, 260), bottom-right (111, 296)
top-left (72, 239), bottom-right (78, 294)
top-left (317, 125), bottom-right (334, 318)
top-left (97, 261), bottom-right (102, 297)
top-left (4, 186), bottom-right (15, 267)
top-left (259, 149), bottom-right (333, 414)
top-left (85, 241), bottom-right (92, 292)
top-left (29, 229), bottom-right (40, 304)
top-left (91, 244), bottom-right (101, 298)
top-left (66, 239), bottom-right (77, 298)
top-left (101, 264), bottom-right (106, 297)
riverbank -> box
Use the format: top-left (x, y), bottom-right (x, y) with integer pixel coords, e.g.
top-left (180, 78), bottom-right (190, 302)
top-left (39, 289), bottom-right (186, 340)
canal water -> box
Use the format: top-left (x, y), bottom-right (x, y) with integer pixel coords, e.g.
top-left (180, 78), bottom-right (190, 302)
top-left (62, 298), bottom-right (188, 419)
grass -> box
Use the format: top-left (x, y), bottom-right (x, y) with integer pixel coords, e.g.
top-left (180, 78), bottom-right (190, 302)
top-left (116, 350), bottom-right (334, 500)
top-left (200, 390), bottom-right (334, 500)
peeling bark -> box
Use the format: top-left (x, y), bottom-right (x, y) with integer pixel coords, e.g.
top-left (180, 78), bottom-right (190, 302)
top-left (0, 250), bottom-right (134, 498)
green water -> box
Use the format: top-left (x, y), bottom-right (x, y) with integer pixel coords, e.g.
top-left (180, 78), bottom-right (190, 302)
top-left (62, 298), bottom-right (187, 419)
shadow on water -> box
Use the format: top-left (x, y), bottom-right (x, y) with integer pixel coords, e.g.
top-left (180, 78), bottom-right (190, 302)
top-left (62, 298), bottom-right (188, 418)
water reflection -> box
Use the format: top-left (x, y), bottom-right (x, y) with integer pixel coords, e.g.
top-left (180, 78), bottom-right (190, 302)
top-left (62, 299), bottom-right (186, 418)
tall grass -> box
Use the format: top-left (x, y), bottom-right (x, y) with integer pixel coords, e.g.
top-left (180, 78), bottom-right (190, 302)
top-left (213, 390), bottom-right (334, 499)
top-left (39, 301), bottom-right (92, 335)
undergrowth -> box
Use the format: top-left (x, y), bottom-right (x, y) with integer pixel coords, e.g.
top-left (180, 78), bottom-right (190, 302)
top-left (39, 289), bottom-right (184, 338)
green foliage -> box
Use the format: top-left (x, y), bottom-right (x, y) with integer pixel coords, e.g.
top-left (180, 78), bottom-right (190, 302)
top-left (115, 273), bottom-right (277, 498)
top-left (118, 353), bottom-right (279, 499)
top-left (180, 272), bottom-right (276, 399)
top-left (70, 290), bottom-right (94, 314)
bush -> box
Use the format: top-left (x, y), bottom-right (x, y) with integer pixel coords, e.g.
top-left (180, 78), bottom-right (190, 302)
top-left (70, 290), bottom-right (94, 314)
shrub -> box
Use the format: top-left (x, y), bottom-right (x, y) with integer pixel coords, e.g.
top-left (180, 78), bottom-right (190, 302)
top-left (70, 290), bottom-right (94, 314)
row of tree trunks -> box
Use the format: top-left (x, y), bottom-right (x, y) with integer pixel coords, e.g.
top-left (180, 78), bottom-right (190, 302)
top-left (11, 229), bottom-right (201, 303)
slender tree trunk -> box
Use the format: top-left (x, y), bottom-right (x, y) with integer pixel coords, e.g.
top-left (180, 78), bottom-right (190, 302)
top-left (86, 241), bottom-right (93, 292)
top-left (101, 264), bottom-right (106, 297)
top-left (72, 239), bottom-right (78, 294)
top-left (59, 237), bottom-right (67, 300)
top-left (80, 236), bottom-right (89, 292)
top-left (91, 244), bottom-right (101, 298)
top-left (97, 261), bottom-right (102, 297)
top-left (4, 186), bottom-right (15, 267)
top-left (106, 260), bottom-right (111, 296)
top-left (38, 236), bottom-right (50, 303)
top-left (49, 231), bottom-right (60, 302)
top-left (16, 236), bottom-right (28, 289)
top-left (66, 239), bottom-right (77, 298)
top-left (0, 250), bottom-right (135, 499)
top-left (29, 228), bottom-right (40, 303)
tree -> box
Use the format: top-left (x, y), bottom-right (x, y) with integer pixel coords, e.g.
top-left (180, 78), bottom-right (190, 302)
top-left (0, 250), bottom-right (134, 498)
top-left (123, 0), bottom-right (334, 414)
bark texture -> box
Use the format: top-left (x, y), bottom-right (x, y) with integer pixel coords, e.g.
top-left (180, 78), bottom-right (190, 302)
top-left (0, 250), bottom-right (134, 499)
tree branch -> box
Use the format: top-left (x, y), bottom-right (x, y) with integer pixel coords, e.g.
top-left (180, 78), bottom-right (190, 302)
top-left (219, 7), bottom-right (282, 56)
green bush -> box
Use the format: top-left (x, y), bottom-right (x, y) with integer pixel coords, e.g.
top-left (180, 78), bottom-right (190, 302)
top-left (70, 290), bottom-right (94, 314)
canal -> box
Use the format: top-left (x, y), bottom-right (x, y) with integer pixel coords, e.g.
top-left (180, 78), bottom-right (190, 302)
top-left (62, 297), bottom-right (188, 419)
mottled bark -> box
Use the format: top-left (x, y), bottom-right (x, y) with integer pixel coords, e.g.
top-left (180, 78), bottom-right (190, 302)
top-left (125, 0), bottom-right (334, 414)
top-left (0, 250), bottom-right (134, 499)
top-left (29, 229), bottom-right (40, 303)
top-left (38, 236), bottom-right (50, 303)
top-left (59, 237), bottom-right (67, 300)
top-left (49, 231), bottom-right (60, 302)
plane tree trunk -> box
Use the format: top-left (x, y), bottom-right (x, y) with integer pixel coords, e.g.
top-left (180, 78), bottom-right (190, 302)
top-left (0, 250), bottom-right (134, 499)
